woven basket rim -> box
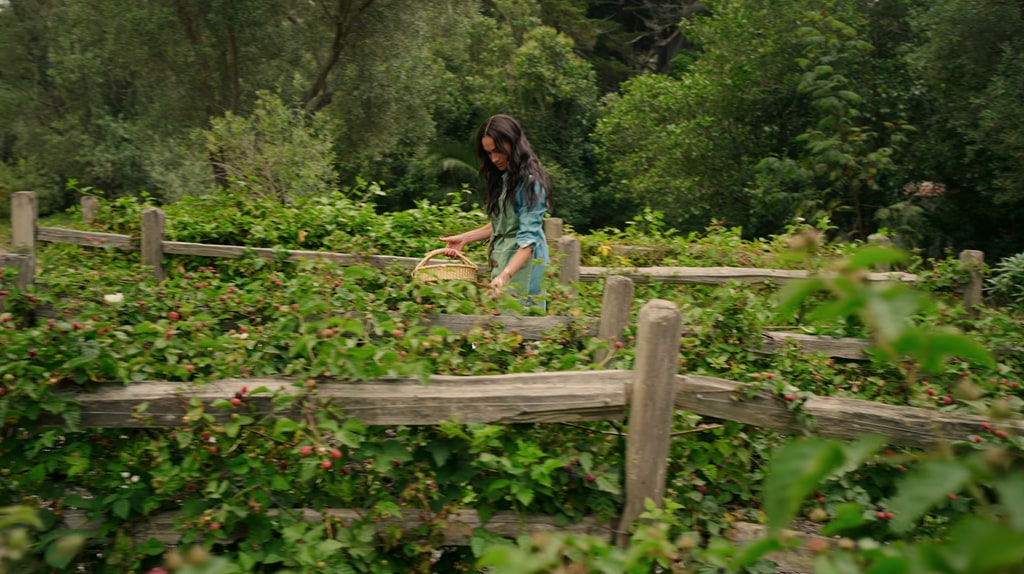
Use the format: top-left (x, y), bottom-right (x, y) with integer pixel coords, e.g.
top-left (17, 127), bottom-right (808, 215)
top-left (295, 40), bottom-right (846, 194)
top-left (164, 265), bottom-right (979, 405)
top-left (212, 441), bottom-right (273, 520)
top-left (411, 249), bottom-right (479, 283)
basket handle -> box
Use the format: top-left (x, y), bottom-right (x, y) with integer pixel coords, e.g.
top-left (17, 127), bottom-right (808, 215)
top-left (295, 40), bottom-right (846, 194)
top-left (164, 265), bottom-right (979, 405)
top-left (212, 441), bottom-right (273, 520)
top-left (412, 248), bottom-right (478, 274)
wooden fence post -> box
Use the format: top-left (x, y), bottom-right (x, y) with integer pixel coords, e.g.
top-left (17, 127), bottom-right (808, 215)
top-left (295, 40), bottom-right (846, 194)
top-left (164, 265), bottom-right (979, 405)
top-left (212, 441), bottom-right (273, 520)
top-left (0, 254), bottom-right (33, 312)
top-left (960, 249), bottom-right (984, 316)
top-left (558, 236), bottom-right (580, 285)
top-left (544, 217), bottom-right (563, 253)
top-left (617, 299), bottom-right (681, 546)
top-left (11, 191), bottom-right (37, 256)
top-left (141, 207), bottom-right (166, 281)
top-left (594, 276), bottom-right (634, 364)
top-left (9, 191), bottom-right (37, 291)
top-left (868, 234), bottom-right (892, 272)
top-left (81, 196), bottom-right (99, 225)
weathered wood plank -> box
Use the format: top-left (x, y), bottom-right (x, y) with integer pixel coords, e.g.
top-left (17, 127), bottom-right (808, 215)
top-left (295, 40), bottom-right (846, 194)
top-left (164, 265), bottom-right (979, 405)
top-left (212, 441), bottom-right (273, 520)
top-left (61, 508), bottom-right (613, 546)
top-left (162, 241), bottom-right (423, 270)
top-left (52, 372), bottom-right (633, 428)
top-left (578, 266), bottom-right (918, 284)
top-left (37, 227), bottom-right (135, 250)
top-left (675, 375), bottom-right (1024, 449)
top-left (419, 313), bottom-right (589, 340)
top-left (758, 331), bottom-right (873, 360)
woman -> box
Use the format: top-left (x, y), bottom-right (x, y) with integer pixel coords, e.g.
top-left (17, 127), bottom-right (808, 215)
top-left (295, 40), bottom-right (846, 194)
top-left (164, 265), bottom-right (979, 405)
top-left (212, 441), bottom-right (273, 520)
top-left (440, 114), bottom-right (551, 305)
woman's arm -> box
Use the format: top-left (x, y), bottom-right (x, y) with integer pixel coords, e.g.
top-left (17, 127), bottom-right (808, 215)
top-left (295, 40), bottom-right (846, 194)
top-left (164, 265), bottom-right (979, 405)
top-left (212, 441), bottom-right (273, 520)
top-left (439, 223), bottom-right (492, 257)
top-left (491, 245), bottom-right (534, 289)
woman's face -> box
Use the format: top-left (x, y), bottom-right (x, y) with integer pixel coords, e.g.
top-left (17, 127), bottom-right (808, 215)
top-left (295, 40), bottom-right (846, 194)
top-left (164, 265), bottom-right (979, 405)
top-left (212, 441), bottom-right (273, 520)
top-left (482, 136), bottom-right (511, 171)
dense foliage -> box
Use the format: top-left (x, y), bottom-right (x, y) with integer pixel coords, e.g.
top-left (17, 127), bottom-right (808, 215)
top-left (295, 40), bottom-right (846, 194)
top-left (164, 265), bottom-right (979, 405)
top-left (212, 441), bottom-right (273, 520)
top-left (1, 192), bottom-right (1023, 572)
top-left (1, 0), bottom-right (1023, 259)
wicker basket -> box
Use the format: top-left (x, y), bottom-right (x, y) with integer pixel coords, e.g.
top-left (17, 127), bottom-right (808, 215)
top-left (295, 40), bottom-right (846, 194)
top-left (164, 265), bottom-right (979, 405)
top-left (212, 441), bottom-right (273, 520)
top-left (411, 249), bottom-right (479, 284)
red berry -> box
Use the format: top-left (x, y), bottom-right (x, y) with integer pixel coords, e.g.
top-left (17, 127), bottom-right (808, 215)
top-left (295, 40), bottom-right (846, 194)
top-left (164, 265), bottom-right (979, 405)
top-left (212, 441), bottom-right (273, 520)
top-left (942, 396), bottom-right (953, 405)
top-left (321, 460), bottom-right (333, 470)
top-left (697, 485), bottom-right (707, 494)
top-left (201, 432), bottom-right (211, 441)
top-left (614, 341), bottom-right (624, 349)
top-left (207, 446), bottom-right (218, 454)
top-left (994, 429), bottom-right (1009, 439)
top-left (765, 373), bottom-right (775, 380)
top-left (876, 511), bottom-right (886, 519)
top-left (240, 386), bottom-right (248, 394)
top-left (981, 422), bottom-right (993, 431)
top-left (784, 394), bottom-right (796, 402)
top-left (210, 522), bottom-right (221, 530)
top-left (947, 493), bottom-right (958, 500)
top-left (585, 474), bottom-right (596, 483)
top-left (330, 449), bottom-right (342, 459)
top-left (71, 322), bottom-right (82, 330)
top-left (925, 388), bottom-right (936, 396)
top-left (230, 397), bottom-right (241, 407)
top-left (300, 446), bottom-right (313, 456)
top-left (168, 311), bottom-right (180, 321)
top-left (970, 435), bottom-right (983, 443)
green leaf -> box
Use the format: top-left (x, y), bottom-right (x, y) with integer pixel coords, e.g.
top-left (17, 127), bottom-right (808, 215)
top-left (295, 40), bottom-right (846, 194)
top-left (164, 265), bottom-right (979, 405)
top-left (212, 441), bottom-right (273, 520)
top-left (137, 537), bottom-right (166, 555)
top-left (273, 418), bottom-right (301, 435)
top-left (994, 471), bottom-right (1024, 531)
top-left (731, 537), bottom-right (784, 569)
top-left (888, 460), bottom-right (970, 533)
top-left (763, 438), bottom-right (845, 533)
top-left (595, 474), bottom-right (621, 495)
top-left (427, 440), bottom-right (452, 467)
top-left (942, 517), bottom-right (1024, 571)
top-left (775, 278), bottom-right (826, 320)
top-left (44, 534), bottom-right (87, 568)
top-left (513, 484), bottom-right (534, 506)
top-left (846, 246), bottom-right (906, 271)
top-left (822, 502), bottom-right (867, 536)
top-left (893, 329), bottom-right (995, 373)
top-left (271, 475), bottom-right (290, 491)
top-left (862, 555), bottom-right (910, 574)
top-left (111, 499), bottom-right (131, 520)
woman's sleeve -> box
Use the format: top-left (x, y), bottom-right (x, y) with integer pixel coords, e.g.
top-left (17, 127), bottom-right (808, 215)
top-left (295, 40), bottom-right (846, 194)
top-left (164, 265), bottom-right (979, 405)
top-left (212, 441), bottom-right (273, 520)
top-left (515, 181), bottom-right (548, 250)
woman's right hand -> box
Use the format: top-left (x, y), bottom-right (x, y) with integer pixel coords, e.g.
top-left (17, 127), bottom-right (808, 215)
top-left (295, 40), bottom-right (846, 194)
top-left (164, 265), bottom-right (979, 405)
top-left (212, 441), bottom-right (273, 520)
top-left (439, 234), bottom-right (467, 258)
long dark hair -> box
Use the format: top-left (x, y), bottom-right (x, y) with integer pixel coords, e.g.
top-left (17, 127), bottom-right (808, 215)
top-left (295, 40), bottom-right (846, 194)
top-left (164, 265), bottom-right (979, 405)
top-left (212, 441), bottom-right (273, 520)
top-left (475, 114), bottom-right (551, 218)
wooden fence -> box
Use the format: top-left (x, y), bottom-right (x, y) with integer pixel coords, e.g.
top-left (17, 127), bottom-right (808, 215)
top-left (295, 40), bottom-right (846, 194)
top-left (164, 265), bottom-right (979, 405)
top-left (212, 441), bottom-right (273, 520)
top-left (7, 191), bottom-right (965, 291)
top-left (3, 191), bottom-right (924, 359)
top-left (3, 191), bottom-right (989, 320)
top-left (41, 299), bottom-right (1024, 550)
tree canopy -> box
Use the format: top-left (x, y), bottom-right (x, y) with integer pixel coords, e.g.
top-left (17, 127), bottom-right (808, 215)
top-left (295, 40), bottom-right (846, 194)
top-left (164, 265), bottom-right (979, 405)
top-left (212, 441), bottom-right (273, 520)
top-left (1, 0), bottom-right (1022, 259)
